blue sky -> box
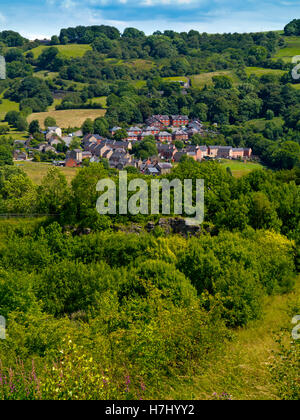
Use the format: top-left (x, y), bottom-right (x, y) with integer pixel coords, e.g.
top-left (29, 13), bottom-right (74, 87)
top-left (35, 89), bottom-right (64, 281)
top-left (0, 0), bottom-right (300, 39)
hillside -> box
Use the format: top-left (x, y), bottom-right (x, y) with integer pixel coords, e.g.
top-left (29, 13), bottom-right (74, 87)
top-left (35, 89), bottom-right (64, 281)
top-left (274, 36), bottom-right (300, 62)
top-left (27, 43), bottom-right (92, 59)
top-left (166, 278), bottom-right (300, 400)
top-left (0, 21), bottom-right (299, 402)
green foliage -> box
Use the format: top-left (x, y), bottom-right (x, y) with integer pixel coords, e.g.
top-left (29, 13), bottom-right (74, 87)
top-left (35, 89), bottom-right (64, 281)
top-left (4, 77), bottom-right (53, 112)
top-left (0, 211), bottom-right (297, 399)
top-left (0, 30), bottom-right (26, 47)
top-left (0, 269), bottom-right (39, 319)
top-left (28, 120), bottom-right (40, 135)
top-left (93, 117), bottom-right (109, 137)
top-left (81, 118), bottom-right (93, 135)
top-left (0, 167), bottom-right (36, 213)
top-left (270, 331), bottom-right (300, 400)
top-left (284, 19), bottom-right (300, 36)
top-left (37, 168), bottom-right (70, 215)
top-left (0, 146), bottom-right (13, 166)
top-left (0, 22), bottom-right (299, 399)
top-left (44, 117), bottom-right (57, 128)
top-left (114, 128), bottom-right (128, 141)
top-left (132, 136), bottom-right (158, 159)
top-left (69, 137), bottom-right (82, 151)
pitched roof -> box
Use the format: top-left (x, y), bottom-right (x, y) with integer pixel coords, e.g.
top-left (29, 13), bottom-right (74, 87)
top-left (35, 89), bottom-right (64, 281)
top-left (158, 131), bottom-right (172, 136)
top-left (171, 115), bottom-right (189, 120)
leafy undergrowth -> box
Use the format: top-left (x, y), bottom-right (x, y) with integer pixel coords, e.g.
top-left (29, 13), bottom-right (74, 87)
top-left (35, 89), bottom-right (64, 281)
top-left (0, 218), bottom-right (298, 400)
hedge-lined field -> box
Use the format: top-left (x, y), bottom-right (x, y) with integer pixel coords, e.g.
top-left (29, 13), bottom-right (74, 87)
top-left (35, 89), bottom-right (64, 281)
top-left (27, 108), bottom-right (106, 129)
top-left (27, 44), bottom-right (92, 59)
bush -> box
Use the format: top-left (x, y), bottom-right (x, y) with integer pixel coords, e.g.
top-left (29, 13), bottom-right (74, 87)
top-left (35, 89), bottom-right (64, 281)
top-left (270, 335), bottom-right (300, 400)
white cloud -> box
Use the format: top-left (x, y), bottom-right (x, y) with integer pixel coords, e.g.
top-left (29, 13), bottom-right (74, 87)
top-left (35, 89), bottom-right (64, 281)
top-left (0, 12), bottom-right (6, 23)
top-left (4, 0), bottom-right (300, 39)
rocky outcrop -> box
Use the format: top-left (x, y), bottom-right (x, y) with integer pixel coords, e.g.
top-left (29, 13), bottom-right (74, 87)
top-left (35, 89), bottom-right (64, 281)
top-left (63, 218), bottom-right (205, 237)
top-left (63, 226), bottom-right (92, 236)
top-left (147, 217), bottom-right (202, 236)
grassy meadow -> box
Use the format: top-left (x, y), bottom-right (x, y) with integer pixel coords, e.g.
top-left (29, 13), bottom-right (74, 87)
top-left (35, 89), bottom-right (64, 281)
top-left (245, 117), bottom-right (284, 131)
top-left (177, 278), bottom-right (300, 400)
top-left (27, 44), bottom-right (92, 59)
top-left (163, 76), bottom-right (189, 83)
top-left (274, 36), bottom-right (300, 62)
top-left (190, 70), bottom-right (239, 88)
top-left (0, 97), bottom-right (19, 121)
top-left (245, 67), bottom-right (286, 78)
top-left (220, 160), bottom-right (264, 177)
top-left (27, 108), bottom-right (106, 129)
top-left (14, 161), bottom-right (78, 184)
top-left (188, 67), bottom-right (286, 90)
top-left (90, 96), bottom-right (107, 107)
top-left (17, 159), bottom-right (262, 186)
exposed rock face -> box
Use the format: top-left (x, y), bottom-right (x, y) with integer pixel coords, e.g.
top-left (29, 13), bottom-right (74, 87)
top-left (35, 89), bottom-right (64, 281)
top-left (113, 224), bottom-right (143, 234)
top-left (64, 218), bottom-right (203, 237)
top-left (63, 226), bottom-right (92, 236)
top-left (147, 217), bottom-right (201, 236)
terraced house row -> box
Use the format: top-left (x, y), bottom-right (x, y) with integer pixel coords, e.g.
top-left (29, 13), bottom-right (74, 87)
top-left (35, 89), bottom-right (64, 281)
top-left (111, 117), bottom-right (206, 143)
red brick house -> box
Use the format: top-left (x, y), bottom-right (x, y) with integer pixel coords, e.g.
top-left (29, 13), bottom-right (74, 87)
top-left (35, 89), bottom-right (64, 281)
top-left (140, 131), bottom-right (156, 141)
top-left (156, 131), bottom-right (172, 143)
top-left (171, 115), bottom-right (189, 127)
top-left (185, 146), bottom-right (203, 161)
top-left (231, 148), bottom-right (245, 159)
top-left (174, 150), bottom-right (202, 162)
top-left (243, 148), bottom-right (252, 158)
top-left (199, 146), bottom-right (208, 158)
top-left (172, 129), bottom-right (189, 141)
top-left (65, 158), bottom-right (80, 167)
top-left (146, 115), bottom-right (170, 128)
top-left (217, 146), bottom-right (233, 159)
top-left (157, 144), bottom-right (178, 160)
top-left (127, 134), bottom-right (139, 141)
top-left (144, 126), bottom-right (160, 136)
top-left (208, 146), bottom-right (219, 158)
top-left (128, 126), bottom-right (142, 135)
top-left (127, 127), bottom-right (142, 141)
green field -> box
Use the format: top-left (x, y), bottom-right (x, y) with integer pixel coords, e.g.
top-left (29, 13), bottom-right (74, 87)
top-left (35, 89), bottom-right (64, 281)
top-left (245, 117), bottom-right (284, 131)
top-left (104, 58), bottom-right (153, 68)
top-left (190, 70), bottom-right (239, 88)
top-left (245, 67), bottom-right (286, 78)
top-left (131, 80), bottom-right (147, 89)
top-left (33, 70), bottom-right (88, 91)
top-left (220, 160), bottom-right (264, 177)
top-left (28, 44), bottom-right (92, 59)
top-left (132, 75), bottom-right (189, 90)
top-left (163, 76), bottom-right (189, 83)
top-left (15, 161), bottom-right (78, 184)
top-left (48, 98), bottom-right (63, 111)
top-left (0, 91), bottom-right (28, 139)
top-left (274, 36), bottom-right (300, 63)
top-left (126, 59), bottom-right (154, 71)
top-left (33, 70), bottom-right (59, 80)
top-left (91, 96), bottom-right (107, 107)
top-left (189, 68), bottom-right (286, 90)
top-left (0, 97), bottom-right (19, 121)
